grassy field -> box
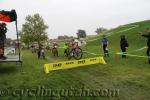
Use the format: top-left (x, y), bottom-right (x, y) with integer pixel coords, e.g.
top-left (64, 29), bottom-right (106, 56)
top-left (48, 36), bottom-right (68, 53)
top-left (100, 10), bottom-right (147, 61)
top-left (0, 20), bottom-right (150, 100)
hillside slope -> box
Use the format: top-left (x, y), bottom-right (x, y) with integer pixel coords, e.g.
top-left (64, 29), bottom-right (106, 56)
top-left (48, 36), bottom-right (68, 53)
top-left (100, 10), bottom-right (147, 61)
top-left (85, 20), bottom-right (150, 57)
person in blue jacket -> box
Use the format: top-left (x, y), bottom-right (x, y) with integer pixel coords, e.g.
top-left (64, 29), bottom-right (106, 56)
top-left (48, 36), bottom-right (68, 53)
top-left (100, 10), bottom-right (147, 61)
top-left (101, 35), bottom-right (109, 57)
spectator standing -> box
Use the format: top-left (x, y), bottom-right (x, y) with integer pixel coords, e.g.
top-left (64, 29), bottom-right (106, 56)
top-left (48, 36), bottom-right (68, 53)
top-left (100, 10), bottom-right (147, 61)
top-left (120, 35), bottom-right (129, 58)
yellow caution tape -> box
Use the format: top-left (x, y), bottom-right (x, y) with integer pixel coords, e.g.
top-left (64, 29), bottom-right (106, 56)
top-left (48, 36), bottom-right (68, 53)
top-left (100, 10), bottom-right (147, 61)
top-left (44, 57), bottom-right (106, 74)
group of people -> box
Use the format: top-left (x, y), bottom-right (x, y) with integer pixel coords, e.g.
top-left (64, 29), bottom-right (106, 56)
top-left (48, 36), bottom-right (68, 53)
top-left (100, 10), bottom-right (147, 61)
top-left (31, 45), bottom-right (45, 59)
top-left (101, 35), bottom-right (128, 58)
top-left (30, 28), bottom-right (150, 64)
top-left (31, 39), bottom-right (81, 59)
top-left (51, 39), bottom-right (82, 58)
top-left (101, 28), bottom-right (150, 64)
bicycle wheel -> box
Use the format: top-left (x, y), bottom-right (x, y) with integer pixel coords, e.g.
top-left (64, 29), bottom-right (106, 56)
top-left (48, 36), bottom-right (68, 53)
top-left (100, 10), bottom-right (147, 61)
top-left (73, 47), bottom-right (83, 60)
top-left (67, 48), bottom-right (73, 60)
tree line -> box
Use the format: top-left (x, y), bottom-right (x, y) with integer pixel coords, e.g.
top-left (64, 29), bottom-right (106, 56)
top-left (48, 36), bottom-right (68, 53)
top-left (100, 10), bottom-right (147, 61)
top-left (20, 13), bottom-right (108, 48)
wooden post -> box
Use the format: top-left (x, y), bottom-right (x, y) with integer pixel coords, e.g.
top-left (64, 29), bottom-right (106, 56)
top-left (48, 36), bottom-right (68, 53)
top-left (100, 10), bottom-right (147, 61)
top-left (15, 20), bottom-right (21, 61)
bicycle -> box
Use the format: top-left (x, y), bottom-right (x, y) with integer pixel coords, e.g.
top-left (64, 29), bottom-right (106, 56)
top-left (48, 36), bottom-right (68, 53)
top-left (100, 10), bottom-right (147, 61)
top-left (65, 47), bottom-right (83, 60)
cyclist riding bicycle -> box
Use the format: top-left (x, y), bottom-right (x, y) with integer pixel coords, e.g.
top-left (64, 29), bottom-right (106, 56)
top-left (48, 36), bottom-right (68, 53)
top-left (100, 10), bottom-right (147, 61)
top-left (64, 39), bottom-right (83, 59)
top-left (53, 42), bottom-right (58, 48)
top-left (69, 39), bottom-right (81, 49)
top-left (64, 41), bottom-right (69, 57)
top-left (52, 42), bottom-right (58, 56)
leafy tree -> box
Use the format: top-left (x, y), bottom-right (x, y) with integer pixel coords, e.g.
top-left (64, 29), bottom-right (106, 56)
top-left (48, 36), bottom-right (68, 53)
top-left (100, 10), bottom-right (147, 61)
top-left (20, 27), bottom-right (33, 48)
top-left (76, 29), bottom-right (86, 38)
top-left (20, 13), bottom-right (48, 48)
top-left (95, 27), bottom-right (107, 34)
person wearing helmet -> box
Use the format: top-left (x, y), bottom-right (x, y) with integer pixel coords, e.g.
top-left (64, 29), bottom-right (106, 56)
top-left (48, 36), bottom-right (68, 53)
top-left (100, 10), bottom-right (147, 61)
top-left (101, 35), bottom-right (109, 57)
top-left (141, 28), bottom-right (150, 64)
top-left (120, 35), bottom-right (129, 58)
top-left (70, 39), bottom-right (75, 48)
top-left (52, 41), bottom-right (58, 57)
top-left (64, 41), bottom-right (69, 57)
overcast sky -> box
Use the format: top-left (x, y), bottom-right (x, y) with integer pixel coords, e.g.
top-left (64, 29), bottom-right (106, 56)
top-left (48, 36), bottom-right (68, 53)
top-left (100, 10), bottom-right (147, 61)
top-left (1, 0), bottom-right (150, 39)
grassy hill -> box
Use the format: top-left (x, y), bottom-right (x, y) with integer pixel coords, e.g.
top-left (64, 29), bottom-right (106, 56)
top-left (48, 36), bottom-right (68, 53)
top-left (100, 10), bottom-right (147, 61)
top-left (0, 20), bottom-right (150, 100)
top-left (86, 20), bottom-right (150, 56)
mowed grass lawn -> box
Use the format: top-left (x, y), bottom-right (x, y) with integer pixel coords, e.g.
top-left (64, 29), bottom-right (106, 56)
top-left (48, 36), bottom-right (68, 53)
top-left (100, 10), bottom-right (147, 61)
top-left (0, 20), bottom-right (150, 100)
top-left (0, 49), bottom-right (150, 100)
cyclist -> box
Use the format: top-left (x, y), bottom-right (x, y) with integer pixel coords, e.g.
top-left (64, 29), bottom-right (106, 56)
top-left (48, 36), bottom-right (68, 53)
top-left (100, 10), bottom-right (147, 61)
top-left (68, 39), bottom-right (75, 48)
top-left (69, 38), bottom-right (81, 49)
top-left (66, 39), bottom-right (75, 57)
top-left (63, 41), bottom-right (69, 57)
top-left (69, 39), bottom-right (82, 57)
top-left (74, 39), bottom-right (82, 55)
top-left (63, 38), bottom-right (82, 60)
top-left (52, 42), bottom-right (58, 57)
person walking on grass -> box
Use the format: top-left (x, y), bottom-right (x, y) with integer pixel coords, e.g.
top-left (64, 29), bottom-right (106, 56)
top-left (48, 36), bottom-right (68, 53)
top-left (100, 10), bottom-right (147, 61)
top-left (52, 42), bottom-right (59, 57)
top-left (141, 28), bottom-right (150, 64)
top-left (101, 35), bottom-right (109, 57)
top-left (120, 35), bottom-right (129, 58)
top-left (37, 47), bottom-right (41, 59)
top-left (41, 48), bottom-right (45, 59)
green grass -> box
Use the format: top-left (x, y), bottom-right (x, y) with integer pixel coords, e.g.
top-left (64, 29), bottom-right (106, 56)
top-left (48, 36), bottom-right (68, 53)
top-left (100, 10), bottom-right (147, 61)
top-left (0, 20), bottom-right (150, 100)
